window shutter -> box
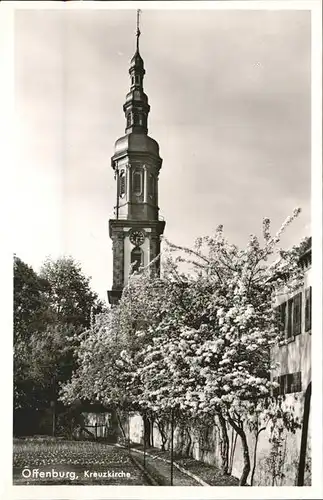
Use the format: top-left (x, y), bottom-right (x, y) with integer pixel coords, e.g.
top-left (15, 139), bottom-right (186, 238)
top-left (287, 299), bottom-right (293, 338)
top-left (275, 303), bottom-right (287, 338)
top-left (286, 373), bottom-right (293, 393)
top-left (279, 375), bottom-right (286, 395)
top-left (273, 376), bottom-right (279, 397)
top-left (293, 292), bottom-right (302, 335)
top-left (305, 286), bottom-right (312, 332)
top-left (292, 371), bottom-right (302, 393)
top-left (280, 302), bottom-right (287, 337)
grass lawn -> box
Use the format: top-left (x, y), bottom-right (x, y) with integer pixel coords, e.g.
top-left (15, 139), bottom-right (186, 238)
top-left (13, 438), bottom-right (149, 485)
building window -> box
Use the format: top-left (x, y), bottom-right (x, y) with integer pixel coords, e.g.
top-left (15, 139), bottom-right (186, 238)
top-left (133, 170), bottom-right (142, 195)
top-left (127, 114), bottom-right (131, 128)
top-left (305, 286), bottom-right (312, 332)
top-left (293, 292), bottom-right (302, 336)
top-left (119, 171), bottom-right (126, 197)
top-left (131, 247), bottom-right (143, 273)
top-left (274, 371), bottom-right (302, 396)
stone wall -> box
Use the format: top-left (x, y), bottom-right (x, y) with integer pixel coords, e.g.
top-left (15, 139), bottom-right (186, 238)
top-left (128, 393), bottom-right (311, 486)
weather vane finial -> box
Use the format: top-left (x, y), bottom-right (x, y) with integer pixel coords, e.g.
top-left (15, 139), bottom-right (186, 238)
top-left (136, 9), bottom-right (141, 52)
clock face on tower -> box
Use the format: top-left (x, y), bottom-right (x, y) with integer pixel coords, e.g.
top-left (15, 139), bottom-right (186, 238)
top-left (129, 229), bottom-right (145, 246)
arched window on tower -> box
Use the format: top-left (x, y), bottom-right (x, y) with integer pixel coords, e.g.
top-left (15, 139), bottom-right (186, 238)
top-left (131, 247), bottom-right (143, 273)
top-left (119, 170), bottom-right (126, 197)
top-left (133, 170), bottom-right (142, 195)
top-left (127, 113), bottom-right (131, 128)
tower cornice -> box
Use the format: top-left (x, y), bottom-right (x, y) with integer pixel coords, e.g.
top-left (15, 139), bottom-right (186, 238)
top-left (111, 150), bottom-right (163, 170)
top-left (109, 218), bottom-right (165, 239)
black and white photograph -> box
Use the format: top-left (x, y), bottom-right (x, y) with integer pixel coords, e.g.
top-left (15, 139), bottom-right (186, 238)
top-left (1, 0), bottom-right (322, 498)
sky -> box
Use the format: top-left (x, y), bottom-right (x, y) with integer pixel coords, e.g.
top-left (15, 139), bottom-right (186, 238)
top-left (14, 7), bottom-right (311, 301)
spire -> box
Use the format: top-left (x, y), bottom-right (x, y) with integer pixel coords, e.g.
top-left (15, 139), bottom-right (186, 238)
top-left (130, 9), bottom-right (144, 73)
top-left (123, 10), bottom-right (150, 135)
top-left (136, 9), bottom-right (141, 53)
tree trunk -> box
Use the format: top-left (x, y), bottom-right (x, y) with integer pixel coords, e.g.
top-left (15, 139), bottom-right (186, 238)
top-left (170, 409), bottom-right (174, 485)
top-left (297, 382), bottom-right (311, 486)
top-left (184, 428), bottom-right (192, 456)
top-left (116, 411), bottom-right (127, 441)
top-left (229, 428), bottom-right (237, 474)
top-left (51, 374), bottom-right (56, 437)
top-left (51, 400), bottom-right (56, 437)
top-left (218, 413), bottom-right (229, 475)
top-left (143, 414), bottom-right (151, 447)
top-left (229, 417), bottom-right (250, 486)
top-left (250, 427), bottom-right (266, 486)
top-left (157, 420), bottom-right (168, 450)
top-left (151, 416), bottom-right (154, 448)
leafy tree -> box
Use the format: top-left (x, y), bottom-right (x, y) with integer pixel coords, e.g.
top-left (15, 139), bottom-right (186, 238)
top-left (39, 256), bottom-right (104, 329)
top-left (13, 255), bottom-right (105, 427)
top-left (13, 255), bottom-right (51, 342)
top-left (14, 256), bottom-right (52, 410)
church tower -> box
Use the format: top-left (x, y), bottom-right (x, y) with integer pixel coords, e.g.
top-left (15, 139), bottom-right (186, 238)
top-left (108, 12), bottom-right (165, 305)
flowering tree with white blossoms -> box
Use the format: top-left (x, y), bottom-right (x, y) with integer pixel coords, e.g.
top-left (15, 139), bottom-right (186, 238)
top-left (61, 209), bottom-right (307, 485)
top-left (60, 270), bottom-right (173, 443)
top-left (133, 209), bottom-right (305, 484)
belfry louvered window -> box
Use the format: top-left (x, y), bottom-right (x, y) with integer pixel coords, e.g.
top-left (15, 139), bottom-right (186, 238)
top-left (119, 171), bottom-right (126, 197)
top-left (148, 174), bottom-right (155, 198)
top-left (133, 171), bottom-right (142, 195)
top-left (131, 247), bottom-right (143, 273)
